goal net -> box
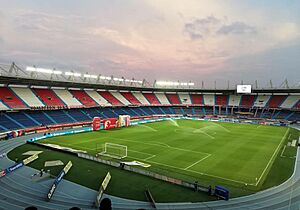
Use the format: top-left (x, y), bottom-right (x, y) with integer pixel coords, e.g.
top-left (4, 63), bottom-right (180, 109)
top-left (98, 143), bottom-right (127, 159)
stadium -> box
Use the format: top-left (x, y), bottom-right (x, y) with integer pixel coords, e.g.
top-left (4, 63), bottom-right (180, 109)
top-left (0, 62), bottom-right (299, 210)
top-left (0, 1), bottom-right (300, 210)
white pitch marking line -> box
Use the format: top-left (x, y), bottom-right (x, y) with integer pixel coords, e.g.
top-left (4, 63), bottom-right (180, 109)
top-left (143, 155), bottom-right (156, 161)
top-left (184, 154), bottom-right (211, 170)
top-left (255, 128), bottom-right (290, 186)
top-left (280, 145), bottom-right (286, 157)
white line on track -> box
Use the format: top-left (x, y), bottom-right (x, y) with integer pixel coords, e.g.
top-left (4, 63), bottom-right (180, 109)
top-left (255, 128), bottom-right (290, 186)
top-left (184, 154), bottom-right (211, 170)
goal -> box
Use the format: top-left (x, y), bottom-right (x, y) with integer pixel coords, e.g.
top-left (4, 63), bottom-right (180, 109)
top-left (98, 143), bottom-right (127, 159)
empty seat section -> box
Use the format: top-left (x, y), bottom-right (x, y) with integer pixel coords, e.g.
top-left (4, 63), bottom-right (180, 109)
top-left (85, 90), bottom-right (111, 106)
top-left (166, 93), bottom-right (181, 105)
top-left (120, 92), bottom-right (141, 105)
top-left (67, 109), bottom-right (91, 121)
top-left (240, 95), bottom-right (255, 108)
top-left (33, 88), bottom-right (65, 106)
top-left (154, 92), bottom-right (170, 105)
top-left (228, 95), bottom-right (241, 106)
top-left (139, 107), bottom-right (154, 115)
top-left (104, 108), bottom-right (120, 117)
top-left (0, 114), bottom-right (21, 130)
top-left (132, 92), bottom-right (150, 105)
top-left (253, 95), bottom-right (271, 108)
top-left (27, 111), bottom-right (54, 125)
top-left (11, 87), bottom-right (44, 107)
top-left (173, 107), bottom-right (183, 114)
top-left (70, 90), bottom-right (98, 107)
top-left (110, 92), bottom-right (131, 105)
top-left (267, 95), bottom-right (287, 108)
top-left (191, 94), bottom-right (203, 105)
top-left (203, 95), bottom-right (215, 106)
top-left (98, 91), bottom-right (122, 105)
top-left (45, 110), bottom-right (75, 124)
top-left (83, 108), bottom-right (102, 118)
top-left (143, 93), bottom-right (161, 105)
top-left (53, 89), bottom-right (83, 107)
top-left (6, 112), bottom-right (37, 127)
top-left (280, 95), bottom-right (300, 109)
top-left (149, 107), bottom-right (164, 114)
top-left (0, 87), bottom-right (27, 109)
top-left (215, 95), bottom-right (228, 106)
top-left (0, 100), bottom-right (9, 110)
top-left (178, 93), bottom-right (192, 105)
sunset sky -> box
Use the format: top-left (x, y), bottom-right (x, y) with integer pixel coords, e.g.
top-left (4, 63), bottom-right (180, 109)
top-left (0, 0), bottom-right (299, 87)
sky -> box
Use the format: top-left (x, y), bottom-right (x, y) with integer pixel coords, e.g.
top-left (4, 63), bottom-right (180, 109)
top-left (0, 0), bottom-right (299, 88)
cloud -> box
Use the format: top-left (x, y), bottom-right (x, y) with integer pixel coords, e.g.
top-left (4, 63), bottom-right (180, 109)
top-left (183, 16), bottom-right (257, 40)
top-left (183, 16), bottom-right (221, 39)
top-left (217, 21), bottom-right (257, 35)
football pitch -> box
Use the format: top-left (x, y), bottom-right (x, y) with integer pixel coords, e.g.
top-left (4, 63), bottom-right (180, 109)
top-left (40, 119), bottom-right (294, 188)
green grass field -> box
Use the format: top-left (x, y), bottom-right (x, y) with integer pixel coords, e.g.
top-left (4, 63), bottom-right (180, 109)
top-left (8, 119), bottom-right (299, 202)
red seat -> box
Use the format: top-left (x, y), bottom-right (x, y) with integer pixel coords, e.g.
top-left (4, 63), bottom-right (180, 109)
top-left (143, 93), bottom-right (160, 105)
top-left (70, 90), bottom-right (98, 107)
top-left (166, 93), bottom-right (181, 105)
top-left (98, 91), bottom-right (122, 105)
top-left (0, 87), bottom-right (27, 109)
top-left (121, 92), bottom-right (141, 105)
top-left (33, 88), bottom-right (65, 106)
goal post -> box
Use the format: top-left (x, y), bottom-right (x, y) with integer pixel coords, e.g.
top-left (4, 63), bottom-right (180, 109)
top-left (98, 143), bottom-right (127, 159)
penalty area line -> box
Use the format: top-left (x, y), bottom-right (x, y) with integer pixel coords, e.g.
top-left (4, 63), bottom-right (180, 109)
top-left (184, 154), bottom-right (211, 170)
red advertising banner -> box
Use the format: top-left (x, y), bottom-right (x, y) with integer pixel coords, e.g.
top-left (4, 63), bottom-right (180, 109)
top-left (93, 117), bottom-right (101, 131)
top-left (103, 118), bottom-right (117, 130)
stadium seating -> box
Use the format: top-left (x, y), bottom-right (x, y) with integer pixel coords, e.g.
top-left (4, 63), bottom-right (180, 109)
top-left (69, 90), bottom-right (98, 107)
top-left (143, 93), bottom-right (161, 104)
top-left (110, 92), bottom-right (131, 105)
top-left (53, 89), bottom-right (83, 107)
top-left (154, 92), bottom-right (170, 104)
top-left (178, 93), bottom-right (192, 105)
top-left (215, 95), bottom-right (228, 106)
top-left (0, 100), bottom-right (9, 111)
top-left (132, 92), bottom-right (150, 105)
top-left (190, 94), bottom-right (203, 105)
top-left (267, 95), bottom-right (287, 108)
top-left (33, 88), bottom-right (65, 106)
top-left (85, 90), bottom-right (111, 106)
top-left (280, 95), bottom-right (300, 109)
top-left (240, 95), bottom-right (256, 108)
top-left (228, 95), bottom-right (241, 107)
top-left (0, 87), bottom-right (28, 109)
top-left (165, 93), bottom-right (181, 104)
top-left (120, 92), bottom-right (141, 105)
top-left (98, 91), bottom-right (122, 105)
top-left (10, 87), bottom-right (45, 107)
top-left (253, 95), bottom-right (271, 108)
top-left (203, 95), bottom-right (215, 106)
